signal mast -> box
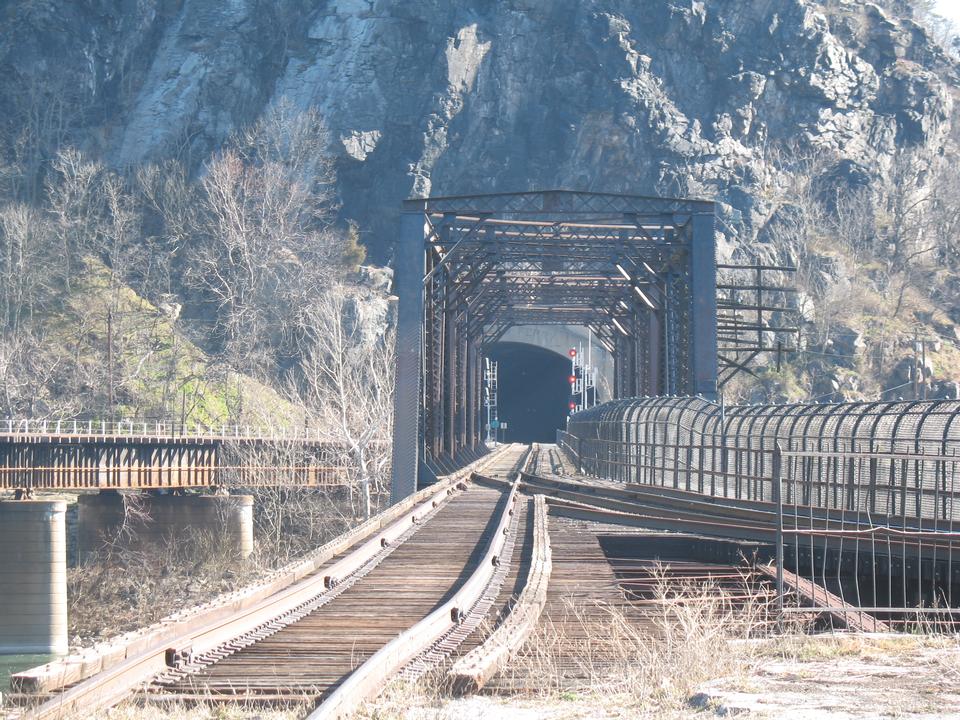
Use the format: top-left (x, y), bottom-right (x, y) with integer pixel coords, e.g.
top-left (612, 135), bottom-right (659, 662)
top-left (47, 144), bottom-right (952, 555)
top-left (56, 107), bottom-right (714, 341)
top-left (568, 332), bottom-right (597, 416)
top-left (484, 357), bottom-right (499, 444)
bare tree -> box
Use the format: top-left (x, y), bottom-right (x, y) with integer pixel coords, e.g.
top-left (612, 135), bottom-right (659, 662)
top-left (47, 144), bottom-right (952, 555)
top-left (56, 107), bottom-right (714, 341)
top-left (296, 285), bottom-right (395, 518)
top-left (1, 74), bottom-right (82, 202)
top-left (135, 159), bottom-right (197, 296)
top-left (909, 0), bottom-right (960, 57)
top-left (0, 202), bottom-right (60, 332)
top-left (187, 100), bottom-right (339, 373)
top-left (0, 324), bottom-right (82, 418)
top-left (45, 148), bottom-right (104, 291)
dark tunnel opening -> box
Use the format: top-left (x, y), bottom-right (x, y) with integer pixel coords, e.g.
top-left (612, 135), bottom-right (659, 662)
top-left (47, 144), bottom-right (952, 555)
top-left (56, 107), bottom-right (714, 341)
top-left (486, 341), bottom-right (570, 443)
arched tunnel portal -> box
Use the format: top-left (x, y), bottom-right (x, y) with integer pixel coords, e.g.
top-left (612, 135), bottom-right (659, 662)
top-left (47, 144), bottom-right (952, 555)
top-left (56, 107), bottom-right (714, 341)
top-left (485, 342), bottom-right (571, 443)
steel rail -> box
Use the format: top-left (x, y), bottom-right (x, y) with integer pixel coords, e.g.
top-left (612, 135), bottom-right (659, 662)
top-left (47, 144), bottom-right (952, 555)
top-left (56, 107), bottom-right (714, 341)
top-left (520, 470), bottom-right (955, 537)
top-left (15, 448), bottom-right (513, 718)
top-left (540, 495), bottom-right (890, 632)
top-left (307, 462), bottom-right (525, 719)
top-left (21, 491), bottom-right (455, 719)
top-left (545, 495), bottom-right (775, 543)
top-left (521, 472), bottom-right (847, 530)
top-left (753, 565), bottom-right (889, 633)
top-left (446, 493), bottom-right (552, 694)
top-left (541, 491), bottom-right (959, 556)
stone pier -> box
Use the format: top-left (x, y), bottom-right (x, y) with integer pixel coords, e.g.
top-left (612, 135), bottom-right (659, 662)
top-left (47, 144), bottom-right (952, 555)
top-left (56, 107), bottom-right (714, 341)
top-left (0, 500), bottom-right (68, 654)
top-left (77, 492), bottom-right (254, 561)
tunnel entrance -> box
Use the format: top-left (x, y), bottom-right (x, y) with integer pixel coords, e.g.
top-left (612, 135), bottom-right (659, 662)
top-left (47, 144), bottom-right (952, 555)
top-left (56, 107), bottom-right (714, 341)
top-left (486, 342), bottom-right (570, 443)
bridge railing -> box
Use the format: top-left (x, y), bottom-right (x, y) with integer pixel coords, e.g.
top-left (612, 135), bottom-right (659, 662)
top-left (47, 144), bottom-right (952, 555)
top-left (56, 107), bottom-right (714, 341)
top-left (563, 398), bottom-right (960, 523)
top-left (561, 396), bottom-right (960, 622)
top-left (770, 443), bottom-right (960, 628)
top-left (0, 422), bottom-right (386, 490)
top-left (0, 418), bottom-right (330, 442)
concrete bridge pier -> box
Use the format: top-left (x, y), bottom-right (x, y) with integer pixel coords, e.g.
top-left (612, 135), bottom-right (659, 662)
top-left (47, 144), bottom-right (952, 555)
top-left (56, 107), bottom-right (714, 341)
top-left (77, 492), bottom-right (254, 561)
top-left (0, 500), bottom-right (68, 654)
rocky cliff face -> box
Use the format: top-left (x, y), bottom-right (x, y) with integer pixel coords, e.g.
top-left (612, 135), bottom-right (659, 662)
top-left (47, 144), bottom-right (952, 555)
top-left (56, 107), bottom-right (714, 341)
top-left (3, 0), bottom-right (955, 257)
top-left (2, 0), bottom-right (959, 401)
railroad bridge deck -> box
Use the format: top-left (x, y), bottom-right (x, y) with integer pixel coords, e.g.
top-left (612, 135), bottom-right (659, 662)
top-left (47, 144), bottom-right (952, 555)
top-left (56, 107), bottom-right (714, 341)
top-left (9, 442), bottom-right (929, 719)
top-left (0, 421), bottom-right (341, 491)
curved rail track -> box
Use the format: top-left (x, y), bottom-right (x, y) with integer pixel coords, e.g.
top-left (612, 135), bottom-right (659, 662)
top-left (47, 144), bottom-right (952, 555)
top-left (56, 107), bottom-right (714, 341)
top-left (8, 445), bottom-right (533, 719)
top-left (9, 441), bottom-right (934, 719)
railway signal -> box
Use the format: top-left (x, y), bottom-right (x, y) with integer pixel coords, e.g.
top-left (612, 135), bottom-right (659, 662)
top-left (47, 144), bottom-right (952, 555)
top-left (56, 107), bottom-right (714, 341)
top-left (568, 337), bottom-right (599, 415)
top-left (484, 358), bottom-right (499, 445)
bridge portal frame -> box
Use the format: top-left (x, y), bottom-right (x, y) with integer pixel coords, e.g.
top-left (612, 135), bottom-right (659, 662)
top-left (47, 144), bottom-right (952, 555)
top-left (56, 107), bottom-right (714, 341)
top-left (390, 190), bottom-right (719, 501)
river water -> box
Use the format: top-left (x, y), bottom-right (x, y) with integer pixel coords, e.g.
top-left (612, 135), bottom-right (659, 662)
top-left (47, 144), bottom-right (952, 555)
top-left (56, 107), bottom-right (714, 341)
top-left (1, 654), bottom-right (55, 693)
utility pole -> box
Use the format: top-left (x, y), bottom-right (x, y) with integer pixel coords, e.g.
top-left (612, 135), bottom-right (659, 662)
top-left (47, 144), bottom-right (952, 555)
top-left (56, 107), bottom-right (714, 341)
top-left (585, 331), bottom-right (597, 409)
top-left (568, 347), bottom-right (579, 414)
top-left (107, 308), bottom-right (115, 421)
top-left (921, 337), bottom-right (928, 401)
top-left (587, 331), bottom-right (592, 408)
top-left (913, 330), bottom-right (920, 401)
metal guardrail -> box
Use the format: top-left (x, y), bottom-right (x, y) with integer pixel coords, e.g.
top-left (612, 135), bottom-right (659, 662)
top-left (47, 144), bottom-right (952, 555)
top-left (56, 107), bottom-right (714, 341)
top-left (0, 418), bottom-right (330, 441)
top-left (562, 396), bottom-right (960, 624)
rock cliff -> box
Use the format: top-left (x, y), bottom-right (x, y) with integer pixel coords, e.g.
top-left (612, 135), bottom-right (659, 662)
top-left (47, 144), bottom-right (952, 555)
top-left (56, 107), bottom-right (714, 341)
top-left (2, 0), bottom-right (959, 402)
top-left (2, 1), bottom-right (954, 254)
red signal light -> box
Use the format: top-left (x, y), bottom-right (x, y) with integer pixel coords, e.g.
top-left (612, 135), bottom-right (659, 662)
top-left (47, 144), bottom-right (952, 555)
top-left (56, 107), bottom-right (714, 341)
top-left (568, 375), bottom-right (576, 384)
top-left (568, 348), bottom-right (577, 358)
top-left (569, 401), bottom-right (576, 410)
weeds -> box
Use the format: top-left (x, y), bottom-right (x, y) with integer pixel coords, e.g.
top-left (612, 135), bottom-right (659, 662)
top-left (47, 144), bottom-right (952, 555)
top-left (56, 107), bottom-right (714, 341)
top-left (499, 567), bottom-right (777, 713)
top-left (359, 563), bottom-right (798, 718)
top-left (85, 699), bottom-right (307, 720)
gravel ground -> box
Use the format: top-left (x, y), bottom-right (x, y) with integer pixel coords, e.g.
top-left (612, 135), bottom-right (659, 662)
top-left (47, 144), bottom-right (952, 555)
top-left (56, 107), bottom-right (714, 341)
top-left (356, 634), bottom-right (960, 720)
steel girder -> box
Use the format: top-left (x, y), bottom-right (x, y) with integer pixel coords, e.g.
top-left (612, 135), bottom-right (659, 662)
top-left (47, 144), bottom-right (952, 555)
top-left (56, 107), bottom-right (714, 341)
top-left (414, 190), bottom-right (714, 216)
top-left (390, 191), bottom-right (720, 500)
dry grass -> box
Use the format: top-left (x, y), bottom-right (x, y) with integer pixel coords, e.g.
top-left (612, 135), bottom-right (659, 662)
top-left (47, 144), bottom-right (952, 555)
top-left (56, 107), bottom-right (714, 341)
top-left (359, 569), bottom-right (960, 720)
top-left (755, 632), bottom-right (960, 665)
top-left (361, 565), bottom-right (791, 719)
top-left (83, 699), bottom-right (307, 720)
top-left (502, 569), bottom-right (777, 713)
top-left (67, 530), bottom-right (268, 646)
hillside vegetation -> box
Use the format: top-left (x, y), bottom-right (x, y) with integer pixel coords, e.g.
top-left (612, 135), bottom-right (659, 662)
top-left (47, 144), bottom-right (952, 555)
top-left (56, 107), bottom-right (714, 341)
top-left (1, 0), bottom-right (960, 418)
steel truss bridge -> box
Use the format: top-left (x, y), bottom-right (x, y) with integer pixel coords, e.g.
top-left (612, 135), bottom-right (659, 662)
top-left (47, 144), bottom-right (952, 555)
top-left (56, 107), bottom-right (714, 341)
top-left (390, 190), bottom-right (796, 496)
top-left (0, 420), bottom-right (343, 492)
top-left (8, 191), bottom-right (960, 719)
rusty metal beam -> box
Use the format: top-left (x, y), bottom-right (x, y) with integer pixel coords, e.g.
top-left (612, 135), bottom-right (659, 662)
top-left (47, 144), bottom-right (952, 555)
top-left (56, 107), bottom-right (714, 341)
top-left (447, 493), bottom-right (551, 694)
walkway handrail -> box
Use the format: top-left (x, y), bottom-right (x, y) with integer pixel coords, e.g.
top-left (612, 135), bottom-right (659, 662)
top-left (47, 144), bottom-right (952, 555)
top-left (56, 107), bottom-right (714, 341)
top-left (0, 417), bottom-right (362, 442)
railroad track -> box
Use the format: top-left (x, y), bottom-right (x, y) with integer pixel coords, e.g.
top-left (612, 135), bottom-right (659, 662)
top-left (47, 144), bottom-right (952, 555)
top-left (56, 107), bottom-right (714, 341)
top-left (482, 515), bottom-right (772, 695)
top-left (9, 444), bottom-right (531, 719)
top-left (521, 462), bottom-right (958, 558)
top-left (396, 446), bottom-right (779, 697)
top-left (151, 482), bottom-right (514, 703)
top-left (518, 449), bottom-right (891, 633)
top-left (6, 441), bottom-right (901, 718)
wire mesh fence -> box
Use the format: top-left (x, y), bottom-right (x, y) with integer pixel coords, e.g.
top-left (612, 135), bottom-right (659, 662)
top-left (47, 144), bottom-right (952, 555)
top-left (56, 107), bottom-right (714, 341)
top-left (560, 397), bottom-right (960, 624)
